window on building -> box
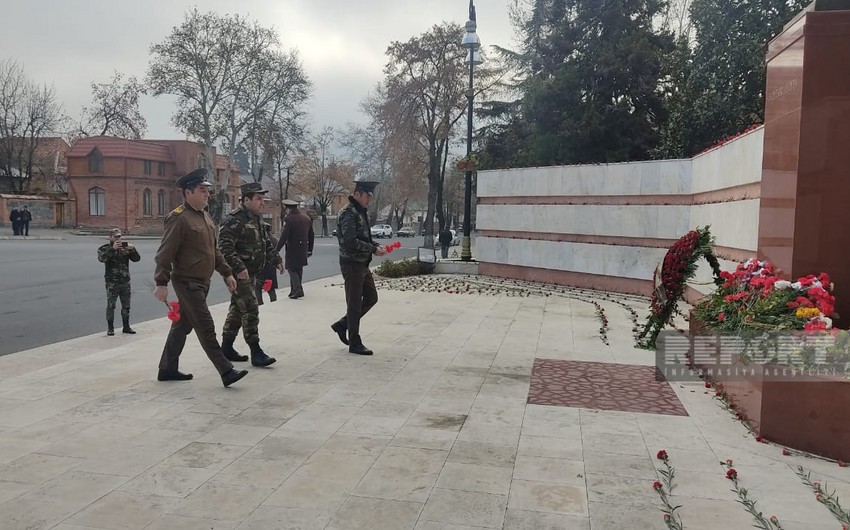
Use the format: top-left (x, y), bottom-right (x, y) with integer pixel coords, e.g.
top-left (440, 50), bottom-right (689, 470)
top-left (143, 188), bottom-right (152, 216)
top-left (144, 160), bottom-right (152, 175)
top-left (88, 148), bottom-right (103, 173)
top-left (157, 162), bottom-right (165, 176)
top-left (89, 187), bottom-right (105, 216)
top-left (157, 189), bottom-right (166, 215)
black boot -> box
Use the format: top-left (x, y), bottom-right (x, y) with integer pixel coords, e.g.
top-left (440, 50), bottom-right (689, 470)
top-left (222, 338), bottom-right (248, 362)
top-left (331, 321), bottom-right (349, 345)
top-left (158, 369), bottom-right (193, 381)
top-left (255, 290), bottom-right (264, 306)
top-left (249, 342), bottom-right (276, 367)
top-left (269, 290), bottom-right (277, 302)
top-left (122, 315), bottom-right (136, 334)
top-left (221, 368), bottom-right (248, 387)
top-left (348, 335), bottom-right (373, 356)
top-left (107, 319), bottom-right (114, 336)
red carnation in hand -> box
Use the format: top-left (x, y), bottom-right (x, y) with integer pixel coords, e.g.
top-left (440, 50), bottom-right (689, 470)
top-left (166, 301), bottom-right (180, 322)
top-left (262, 279), bottom-right (273, 292)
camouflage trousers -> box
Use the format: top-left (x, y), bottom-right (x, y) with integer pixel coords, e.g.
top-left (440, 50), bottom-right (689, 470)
top-left (222, 275), bottom-right (261, 344)
top-left (105, 281), bottom-right (131, 321)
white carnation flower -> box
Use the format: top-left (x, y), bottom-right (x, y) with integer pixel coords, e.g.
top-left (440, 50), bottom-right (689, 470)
top-left (774, 280), bottom-right (792, 289)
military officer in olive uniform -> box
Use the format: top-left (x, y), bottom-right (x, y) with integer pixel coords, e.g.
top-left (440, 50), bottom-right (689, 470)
top-left (276, 199), bottom-right (314, 299)
top-left (154, 168), bottom-right (249, 387)
top-left (97, 228), bottom-right (141, 336)
top-left (219, 182), bottom-right (283, 367)
top-left (330, 180), bottom-right (386, 355)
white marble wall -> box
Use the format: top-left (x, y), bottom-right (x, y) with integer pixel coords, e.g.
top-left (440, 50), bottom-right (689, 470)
top-left (476, 127), bottom-right (764, 287)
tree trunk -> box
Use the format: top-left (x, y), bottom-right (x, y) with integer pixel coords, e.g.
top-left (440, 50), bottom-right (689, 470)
top-left (321, 213), bottom-right (329, 237)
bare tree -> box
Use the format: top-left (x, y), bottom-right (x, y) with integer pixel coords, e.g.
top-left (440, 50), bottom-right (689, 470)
top-left (0, 59), bottom-right (65, 193)
top-left (293, 127), bottom-right (351, 237)
top-left (77, 71), bottom-right (147, 139)
top-left (378, 22), bottom-right (500, 246)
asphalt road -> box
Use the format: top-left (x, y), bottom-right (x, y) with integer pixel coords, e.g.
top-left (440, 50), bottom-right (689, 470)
top-left (0, 234), bottom-right (419, 356)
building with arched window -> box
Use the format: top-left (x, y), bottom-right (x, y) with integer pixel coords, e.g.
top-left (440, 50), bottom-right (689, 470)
top-left (66, 137), bottom-right (249, 233)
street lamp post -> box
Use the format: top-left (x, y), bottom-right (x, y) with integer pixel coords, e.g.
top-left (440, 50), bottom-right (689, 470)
top-left (461, 0), bottom-right (482, 262)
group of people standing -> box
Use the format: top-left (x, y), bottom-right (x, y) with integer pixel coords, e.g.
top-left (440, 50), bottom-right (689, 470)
top-left (8, 206), bottom-right (32, 236)
top-left (99, 168), bottom-right (382, 389)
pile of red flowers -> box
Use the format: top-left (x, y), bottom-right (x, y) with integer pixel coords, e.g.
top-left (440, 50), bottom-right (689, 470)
top-left (694, 259), bottom-right (837, 333)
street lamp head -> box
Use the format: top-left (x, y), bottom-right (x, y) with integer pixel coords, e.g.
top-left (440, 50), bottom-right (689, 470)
top-left (462, 20), bottom-right (481, 49)
top-left (465, 49), bottom-right (483, 66)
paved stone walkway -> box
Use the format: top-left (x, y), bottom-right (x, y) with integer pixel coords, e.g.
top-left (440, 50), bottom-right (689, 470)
top-left (0, 274), bottom-right (847, 529)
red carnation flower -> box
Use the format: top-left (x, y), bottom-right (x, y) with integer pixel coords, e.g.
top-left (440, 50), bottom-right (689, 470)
top-left (656, 450), bottom-right (668, 460)
top-left (652, 480), bottom-right (663, 490)
top-left (725, 468), bottom-right (737, 480)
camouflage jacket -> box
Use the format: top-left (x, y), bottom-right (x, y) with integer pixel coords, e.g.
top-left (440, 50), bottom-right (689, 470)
top-left (97, 243), bottom-right (141, 284)
top-left (337, 196), bottom-right (377, 264)
top-left (218, 206), bottom-right (281, 276)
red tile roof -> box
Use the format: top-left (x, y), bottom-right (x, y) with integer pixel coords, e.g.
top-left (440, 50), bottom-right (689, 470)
top-left (67, 136), bottom-right (173, 160)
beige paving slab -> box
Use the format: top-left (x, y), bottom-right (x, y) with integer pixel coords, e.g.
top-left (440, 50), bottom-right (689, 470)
top-left (513, 455), bottom-right (586, 485)
top-left (325, 495), bottom-right (423, 530)
top-left (65, 491), bottom-right (176, 529)
top-left (583, 450), bottom-right (658, 480)
top-left (420, 487), bottom-right (507, 528)
top-left (585, 474), bottom-right (658, 507)
top-left (0, 480), bottom-right (34, 504)
top-left (117, 463), bottom-right (217, 498)
top-left (162, 442), bottom-right (249, 470)
top-left (144, 514), bottom-right (238, 530)
top-left (447, 441), bottom-right (517, 468)
top-left (435, 462), bottom-right (514, 495)
top-left (296, 451), bottom-right (378, 482)
top-left (354, 466), bottom-right (440, 503)
top-left (167, 481), bottom-right (273, 521)
top-left (508, 479), bottom-right (589, 516)
top-left (197, 423), bottom-right (274, 446)
top-left (236, 505), bottom-right (331, 530)
top-left (0, 453), bottom-right (84, 485)
top-left (211, 456), bottom-right (300, 489)
top-left (23, 469), bottom-right (129, 508)
top-left (503, 508), bottom-right (591, 530)
top-left (587, 500), bottom-right (664, 529)
top-left (264, 475), bottom-right (354, 511)
top-left (318, 433), bottom-right (392, 456)
top-left (0, 497), bottom-right (81, 529)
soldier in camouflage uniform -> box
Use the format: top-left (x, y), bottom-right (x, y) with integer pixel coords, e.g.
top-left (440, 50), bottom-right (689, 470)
top-left (97, 228), bottom-right (141, 335)
top-left (330, 180), bottom-right (387, 355)
top-left (218, 182), bottom-right (283, 367)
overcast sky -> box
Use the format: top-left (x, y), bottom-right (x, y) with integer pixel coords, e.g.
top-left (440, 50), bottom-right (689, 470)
top-left (1, 0), bottom-right (518, 141)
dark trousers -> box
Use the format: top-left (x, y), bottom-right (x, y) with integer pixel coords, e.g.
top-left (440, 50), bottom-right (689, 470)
top-left (11, 221), bottom-right (19, 235)
top-left (159, 277), bottom-right (233, 375)
top-left (441, 244), bottom-right (449, 258)
top-left (21, 221), bottom-right (29, 236)
top-left (336, 261), bottom-right (378, 340)
top-left (289, 266), bottom-right (304, 297)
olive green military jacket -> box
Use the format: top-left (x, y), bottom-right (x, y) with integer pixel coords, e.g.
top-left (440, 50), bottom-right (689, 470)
top-left (97, 243), bottom-right (141, 284)
top-left (218, 206), bottom-right (282, 276)
top-left (337, 196), bottom-right (378, 264)
top-left (154, 203), bottom-right (233, 286)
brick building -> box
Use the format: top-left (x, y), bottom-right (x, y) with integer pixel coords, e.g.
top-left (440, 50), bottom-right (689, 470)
top-left (66, 137), bottom-right (253, 234)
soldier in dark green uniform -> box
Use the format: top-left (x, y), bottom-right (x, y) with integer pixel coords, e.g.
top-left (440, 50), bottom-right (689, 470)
top-left (330, 180), bottom-right (387, 355)
top-left (97, 228), bottom-right (141, 336)
top-left (154, 169), bottom-right (248, 388)
top-left (219, 182), bottom-right (283, 367)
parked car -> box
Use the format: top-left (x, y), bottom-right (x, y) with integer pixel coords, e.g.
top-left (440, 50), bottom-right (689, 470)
top-left (397, 226), bottom-right (416, 237)
top-left (370, 224), bottom-right (393, 238)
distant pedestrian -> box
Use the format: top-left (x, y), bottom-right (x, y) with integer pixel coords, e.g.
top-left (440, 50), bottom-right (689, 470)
top-left (9, 207), bottom-right (20, 235)
top-left (255, 226), bottom-right (279, 305)
top-left (97, 228), bottom-right (141, 335)
top-left (439, 227), bottom-right (453, 259)
top-left (20, 206), bottom-right (32, 236)
top-left (276, 199), bottom-right (314, 299)
top-left (330, 180), bottom-right (386, 356)
top-left (153, 168), bottom-right (248, 388)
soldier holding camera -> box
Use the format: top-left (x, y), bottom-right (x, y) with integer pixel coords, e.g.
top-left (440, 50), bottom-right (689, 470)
top-left (97, 228), bottom-right (141, 336)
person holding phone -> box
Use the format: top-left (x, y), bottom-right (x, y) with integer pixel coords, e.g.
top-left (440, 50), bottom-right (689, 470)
top-left (97, 228), bottom-right (141, 336)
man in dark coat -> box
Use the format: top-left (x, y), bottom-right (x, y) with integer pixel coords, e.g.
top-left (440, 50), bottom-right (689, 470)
top-left (9, 207), bottom-right (20, 235)
top-left (276, 199), bottom-right (315, 299)
top-left (20, 206), bottom-right (32, 236)
top-left (439, 226), bottom-right (453, 259)
top-left (330, 181), bottom-right (386, 355)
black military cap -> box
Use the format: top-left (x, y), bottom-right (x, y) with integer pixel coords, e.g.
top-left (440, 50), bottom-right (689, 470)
top-left (176, 168), bottom-right (213, 189)
top-left (241, 182), bottom-right (268, 196)
top-left (354, 180), bottom-right (379, 195)
top-left (281, 199), bottom-right (299, 207)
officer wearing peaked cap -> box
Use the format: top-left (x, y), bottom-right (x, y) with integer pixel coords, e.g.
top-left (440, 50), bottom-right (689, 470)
top-left (276, 197), bottom-right (314, 299)
top-left (153, 168), bottom-right (249, 388)
top-left (330, 180), bottom-right (386, 355)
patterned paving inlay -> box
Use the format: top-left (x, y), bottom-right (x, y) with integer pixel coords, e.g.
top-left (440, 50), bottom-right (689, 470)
top-left (528, 359), bottom-right (688, 416)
